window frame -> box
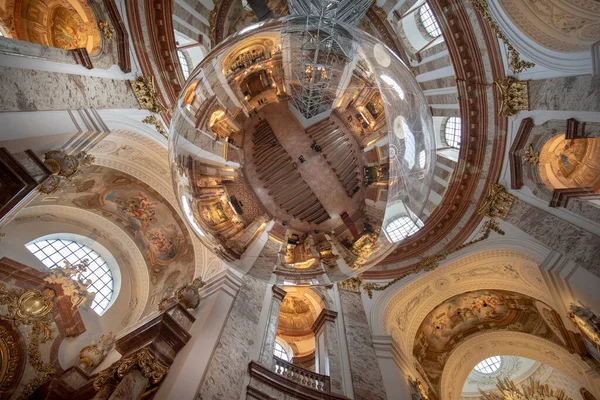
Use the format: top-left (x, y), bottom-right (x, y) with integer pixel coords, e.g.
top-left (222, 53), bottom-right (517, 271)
top-left (178, 49), bottom-right (191, 80)
top-left (418, 3), bottom-right (442, 39)
top-left (384, 215), bottom-right (424, 243)
top-left (441, 116), bottom-right (461, 149)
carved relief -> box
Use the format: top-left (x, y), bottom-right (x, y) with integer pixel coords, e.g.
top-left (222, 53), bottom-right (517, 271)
top-left (498, 0), bottom-right (600, 52)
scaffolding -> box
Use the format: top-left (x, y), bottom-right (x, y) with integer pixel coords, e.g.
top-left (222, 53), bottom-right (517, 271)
top-left (283, 0), bottom-right (367, 123)
top-left (288, 0), bottom-right (372, 27)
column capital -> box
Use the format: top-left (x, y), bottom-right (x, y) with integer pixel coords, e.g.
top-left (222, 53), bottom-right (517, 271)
top-left (271, 285), bottom-right (287, 301)
top-left (311, 309), bottom-right (338, 334)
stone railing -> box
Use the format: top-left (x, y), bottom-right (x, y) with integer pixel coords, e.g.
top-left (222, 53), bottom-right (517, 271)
top-left (273, 356), bottom-right (331, 392)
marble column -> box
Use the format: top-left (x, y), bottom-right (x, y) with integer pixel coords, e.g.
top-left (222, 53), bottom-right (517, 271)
top-left (107, 369), bottom-right (149, 400)
top-left (196, 276), bottom-right (268, 399)
top-left (528, 75), bottom-right (600, 112)
top-left (258, 285), bottom-right (287, 368)
top-left (505, 198), bottom-right (600, 278)
top-left (312, 309), bottom-right (344, 395)
top-left (339, 290), bottom-right (387, 400)
top-left (0, 65), bottom-right (139, 112)
top-left (92, 383), bottom-right (116, 400)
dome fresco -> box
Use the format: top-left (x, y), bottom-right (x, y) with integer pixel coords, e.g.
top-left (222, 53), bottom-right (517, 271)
top-left (169, 16), bottom-right (435, 284)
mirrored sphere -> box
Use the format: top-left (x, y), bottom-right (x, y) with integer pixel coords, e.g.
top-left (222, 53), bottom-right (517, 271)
top-left (169, 16), bottom-right (436, 284)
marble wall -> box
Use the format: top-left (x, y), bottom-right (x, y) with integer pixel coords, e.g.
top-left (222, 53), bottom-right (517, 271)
top-left (506, 198), bottom-right (600, 278)
top-left (340, 290), bottom-right (387, 400)
top-left (196, 276), bottom-right (268, 399)
top-left (528, 75), bottom-right (600, 112)
top-left (0, 66), bottom-right (139, 111)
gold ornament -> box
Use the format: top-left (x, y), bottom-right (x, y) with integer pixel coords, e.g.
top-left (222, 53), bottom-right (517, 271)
top-left (363, 219), bottom-right (504, 298)
top-left (477, 183), bottom-right (515, 219)
top-left (468, 0), bottom-right (535, 73)
top-left (495, 77), bottom-right (529, 117)
top-left (523, 144), bottom-right (540, 165)
top-left (142, 115), bottom-right (167, 138)
top-left (93, 348), bottom-right (169, 390)
top-left (480, 378), bottom-right (572, 400)
top-left (338, 276), bottom-right (363, 293)
top-left (98, 21), bottom-right (115, 41)
top-left (130, 76), bottom-right (166, 114)
top-left (0, 284), bottom-right (56, 399)
top-left (175, 278), bottom-right (206, 309)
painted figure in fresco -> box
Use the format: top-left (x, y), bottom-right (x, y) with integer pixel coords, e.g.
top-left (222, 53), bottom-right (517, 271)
top-left (146, 225), bottom-right (178, 260)
top-left (51, 7), bottom-right (85, 50)
top-left (117, 192), bottom-right (157, 226)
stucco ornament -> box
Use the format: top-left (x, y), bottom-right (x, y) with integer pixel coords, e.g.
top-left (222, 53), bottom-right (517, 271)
top-left (480, 377), bottom-right (573, 400)
top-left (44, 259), bottom-right (92, 309)
top-left (568, 302), bottom-right (600, 348)
top-left (39, 150), bottom-right (96, 195)
top-left (175, 277), bottom-right (206, 309)
top-left (79, 332), bottom-right (117, 370)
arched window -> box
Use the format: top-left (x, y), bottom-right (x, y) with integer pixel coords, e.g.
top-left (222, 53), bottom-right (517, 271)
top-left (26, 239), bottom-right (115, 315)
top-left (443, 117), bottom-right (461, 149)
top-left (178, 50), bottom-right (191, 80)
top-left (473, 356), bottom-right (502, 374)
top-left (274, 342), bottom-right (290, 361)
top-left (419, 3), bottom-right (442, 38)
top-left (385, 216), bottom-right (423, 242)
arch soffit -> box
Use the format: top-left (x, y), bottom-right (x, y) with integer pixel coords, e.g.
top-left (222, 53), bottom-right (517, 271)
top-left (440, 330), bottom-right (597, 400)
top-left (91, 130), bottom-right (225, 281)
top-left (11, 205), bottom-right (149, 328)
top-left (378, 248), bottom-right (555, 362)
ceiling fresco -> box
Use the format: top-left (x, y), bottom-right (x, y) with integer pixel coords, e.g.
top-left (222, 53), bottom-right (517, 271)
top-left (32, 166), bottom-right (195, 287)
top-left (413, 290), bottom-right (564, 396)
top-left (0, 0), bottom-right (101, 54)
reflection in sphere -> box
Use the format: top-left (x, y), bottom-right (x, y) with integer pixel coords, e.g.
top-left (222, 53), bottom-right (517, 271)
top-left (169, 16), bottom-right (435, 284)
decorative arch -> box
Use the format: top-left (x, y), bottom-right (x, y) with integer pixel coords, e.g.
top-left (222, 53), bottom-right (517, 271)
top-left (497, 0), bottom-right (600, 53)
top-left (413, 290), bottom-right (564, 395)
top-left (11, 205), bottom-right (149, 328)
top-left (440, 331), bottom-right (598, 400)
top-left (376, 245), bottom-right (554, 366)
top-left (0, 0), bottom-right (102, 54)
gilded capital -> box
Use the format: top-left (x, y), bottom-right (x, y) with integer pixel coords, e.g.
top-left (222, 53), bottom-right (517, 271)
top-left (477, 183), bottom-right (516, 219)
top-left (495, 77), bottom-right (529, 117)
top-left (93, 348), bottom-right (169, 390)
top-left (337, 276), bottom-right (362, 293)
top-left (131, 76), bottom-right (166, 114)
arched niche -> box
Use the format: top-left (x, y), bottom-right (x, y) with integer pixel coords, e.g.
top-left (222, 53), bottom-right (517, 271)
top-left (497, 0), bottom-right (600, 53)
top-left (0, 0), bottom-right (102, 54)
top-left (276, 287), bottom-right (325, 368)
top-left (412, 289), bottom-right (566, 396)
top-left (539, 134), bottom-right (600, 192)
top-left (379, 246), bottom-right (553, 361)
top-left (440, 331), bottom-right (599, 400)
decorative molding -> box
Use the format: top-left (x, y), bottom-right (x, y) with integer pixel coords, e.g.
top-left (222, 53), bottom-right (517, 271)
top-left (495, 76), bottom-right (529, 117)
top-left (565, 118), bottom-right (587, 140)
top-left (311, 309), bottom-right (338, 334)
top-left (272, 285), bottom-right (287, 301)
top-left (363, 220), bottom-right (505, 298)
top-left (550, 188), bottom-right (598, 208)
top-left (71, 48), bottom-right (93, 70)
top-left (103, 0), bottom-right (131, 73)
top-left (509, 117), bottom-right (534, 189)
top-left (467, 0), bottom-right (535, 73)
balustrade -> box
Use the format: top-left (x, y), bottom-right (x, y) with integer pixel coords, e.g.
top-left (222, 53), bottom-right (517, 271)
top-left (273, 356), bottom-right (331, 392)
